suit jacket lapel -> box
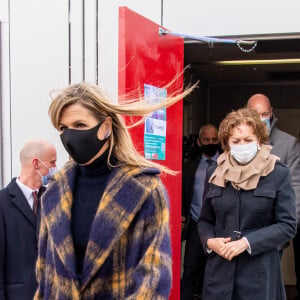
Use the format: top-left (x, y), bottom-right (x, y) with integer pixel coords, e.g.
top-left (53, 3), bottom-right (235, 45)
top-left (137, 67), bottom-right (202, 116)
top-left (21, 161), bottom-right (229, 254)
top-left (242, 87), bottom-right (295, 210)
top-left (188, 156), bottom-right (201, 208)
top-left (8, 179), bottom-right (36, 227)
top-left (42, 162), bottom-right (78, 281)
top-left (36, 186), bottom-right (46, 241)
top-left (81, 165), bottom-right (152, 290)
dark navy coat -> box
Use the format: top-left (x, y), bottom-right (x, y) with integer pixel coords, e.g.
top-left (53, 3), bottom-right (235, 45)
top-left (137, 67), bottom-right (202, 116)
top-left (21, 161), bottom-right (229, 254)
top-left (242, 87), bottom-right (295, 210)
top-left (198, 161), bottom-right (297, 300)
top-left (0, 179), bottom-right (45, 300)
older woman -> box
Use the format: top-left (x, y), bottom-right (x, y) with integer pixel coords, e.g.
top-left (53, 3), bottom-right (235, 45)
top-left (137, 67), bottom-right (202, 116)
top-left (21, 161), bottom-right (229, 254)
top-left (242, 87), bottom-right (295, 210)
top-left (198, 108), bottom-right (296, 300)
top-left (34, 82), bottom-right (193, 300)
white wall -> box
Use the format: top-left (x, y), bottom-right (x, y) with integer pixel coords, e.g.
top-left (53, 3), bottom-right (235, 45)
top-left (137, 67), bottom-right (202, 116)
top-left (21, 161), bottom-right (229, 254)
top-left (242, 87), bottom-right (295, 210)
top-left (6, 0), bottom-right (69, 184)
top-left (0, 0), bottom-right (8, 21)
top-left (0, 0), bottom-right (10, 185)
top-left (163, 0), bottom-right (300, 36)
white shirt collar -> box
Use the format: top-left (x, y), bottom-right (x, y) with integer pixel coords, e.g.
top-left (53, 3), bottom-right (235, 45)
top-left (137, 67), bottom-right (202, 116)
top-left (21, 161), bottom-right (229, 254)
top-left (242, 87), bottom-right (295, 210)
top-left (202, 151), bottom-right (219, 162)
top-left (16, 177), bottom-right (39, 209)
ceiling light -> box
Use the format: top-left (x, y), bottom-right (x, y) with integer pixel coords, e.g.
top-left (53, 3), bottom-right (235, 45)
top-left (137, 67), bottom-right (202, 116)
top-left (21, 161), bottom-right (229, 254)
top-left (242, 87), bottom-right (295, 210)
top-left (214, 58), bottom-right (300, 65)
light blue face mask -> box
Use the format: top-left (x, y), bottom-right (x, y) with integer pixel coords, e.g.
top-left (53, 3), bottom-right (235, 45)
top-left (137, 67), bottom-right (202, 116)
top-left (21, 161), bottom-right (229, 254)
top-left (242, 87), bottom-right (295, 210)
top-left (41, 167), bottom-right (58, 185)
top-left (261, 117), bottom-right (271, 134)
top-left (38, 160), bottom-right (58, 185)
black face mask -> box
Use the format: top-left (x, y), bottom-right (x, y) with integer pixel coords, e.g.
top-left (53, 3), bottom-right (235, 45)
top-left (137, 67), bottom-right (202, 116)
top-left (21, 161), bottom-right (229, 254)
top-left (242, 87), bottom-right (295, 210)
top-left (60, 121), bottom-right (109, 164)
top-left (200, 143), bottom-right (219, 157)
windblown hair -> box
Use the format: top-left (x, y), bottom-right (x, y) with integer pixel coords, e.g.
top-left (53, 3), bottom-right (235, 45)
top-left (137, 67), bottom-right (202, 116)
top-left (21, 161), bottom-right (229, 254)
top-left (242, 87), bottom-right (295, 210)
top-left (218, 108), bottom-right (269, 152)
top-left (49, 81), bottom-right (196, 175)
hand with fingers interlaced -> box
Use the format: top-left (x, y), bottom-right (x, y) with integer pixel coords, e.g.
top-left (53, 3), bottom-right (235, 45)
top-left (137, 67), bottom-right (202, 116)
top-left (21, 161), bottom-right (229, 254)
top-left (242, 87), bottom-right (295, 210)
top-left (207, 237), bottom-right (249, 261)
top-left (220, 239), bottom-right (249, 261)
top-left (206, 237), bottom-right (231, 257)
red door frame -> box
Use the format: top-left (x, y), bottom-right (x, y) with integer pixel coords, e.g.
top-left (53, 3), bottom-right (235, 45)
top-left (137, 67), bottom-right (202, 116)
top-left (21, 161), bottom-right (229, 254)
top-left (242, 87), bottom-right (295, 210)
top-left (118, 7), bottom-right (184, 299)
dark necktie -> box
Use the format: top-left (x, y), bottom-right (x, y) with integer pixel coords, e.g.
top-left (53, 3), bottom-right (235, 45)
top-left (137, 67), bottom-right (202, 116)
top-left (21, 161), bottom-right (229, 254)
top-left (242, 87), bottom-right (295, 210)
top-left (32, 191), bottom-right (39, 215)
top-left (203, 159), bottom-right (216, 202)
top-left (205, 159), bottom-right (215, 178)
top-left (206, 158), bottom-right (212, 166)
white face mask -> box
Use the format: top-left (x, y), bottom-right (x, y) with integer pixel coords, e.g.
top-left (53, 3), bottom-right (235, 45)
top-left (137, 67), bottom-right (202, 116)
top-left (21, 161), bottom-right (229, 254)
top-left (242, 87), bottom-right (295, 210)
top-left (230, 142), bottom-right (258, 164)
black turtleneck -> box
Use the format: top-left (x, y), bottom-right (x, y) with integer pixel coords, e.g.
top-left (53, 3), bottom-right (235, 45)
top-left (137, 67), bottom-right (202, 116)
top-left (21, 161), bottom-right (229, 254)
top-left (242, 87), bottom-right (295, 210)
top-left (71, 150), bottom-right (111, 277)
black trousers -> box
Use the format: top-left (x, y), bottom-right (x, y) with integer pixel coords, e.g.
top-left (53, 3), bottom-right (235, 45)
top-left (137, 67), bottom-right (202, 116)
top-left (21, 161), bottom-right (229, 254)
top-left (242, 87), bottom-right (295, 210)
top-left (181, 219), bottom-right (206, 300)
top-left (293, 227), bottom-right (300, 295)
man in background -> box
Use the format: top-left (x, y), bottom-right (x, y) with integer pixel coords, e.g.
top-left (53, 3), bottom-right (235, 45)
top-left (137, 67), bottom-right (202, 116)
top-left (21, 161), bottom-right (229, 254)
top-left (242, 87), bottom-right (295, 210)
top-left (247, 93), bottom-right (300, 299)
top-left (181, 124), bottom-right (221, 300)
top-left (0, 139), bottom-right (57, 300)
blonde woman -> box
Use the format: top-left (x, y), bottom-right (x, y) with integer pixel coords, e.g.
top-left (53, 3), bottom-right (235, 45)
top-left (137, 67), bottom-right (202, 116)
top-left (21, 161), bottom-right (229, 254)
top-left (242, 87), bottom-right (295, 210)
top-left (34, 82), bottom-right (193, 299)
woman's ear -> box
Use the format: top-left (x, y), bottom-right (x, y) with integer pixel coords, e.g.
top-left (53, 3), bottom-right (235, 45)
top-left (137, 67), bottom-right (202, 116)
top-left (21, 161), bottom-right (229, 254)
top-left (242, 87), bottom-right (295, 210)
top-left (97, 117), bottom-right (112, 140)
top-left (104, 117), bottom-right (112, 133)
top-left (257, 141), bottom-right (261, 151)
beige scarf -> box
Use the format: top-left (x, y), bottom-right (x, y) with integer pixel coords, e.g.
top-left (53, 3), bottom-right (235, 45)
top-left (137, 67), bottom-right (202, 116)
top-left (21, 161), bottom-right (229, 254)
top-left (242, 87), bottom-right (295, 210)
top-left (209, 144), bottom-right (279, 190)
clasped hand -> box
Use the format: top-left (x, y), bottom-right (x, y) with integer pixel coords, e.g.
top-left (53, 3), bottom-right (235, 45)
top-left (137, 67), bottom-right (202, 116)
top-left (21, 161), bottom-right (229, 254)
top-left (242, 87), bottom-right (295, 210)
top-left (206, 237), bottom-right (248, 261)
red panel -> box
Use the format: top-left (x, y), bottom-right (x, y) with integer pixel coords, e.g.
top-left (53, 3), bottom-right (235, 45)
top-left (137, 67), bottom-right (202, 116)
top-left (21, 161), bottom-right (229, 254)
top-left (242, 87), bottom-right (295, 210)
top-left (119, 7), bottom-right (183, 300)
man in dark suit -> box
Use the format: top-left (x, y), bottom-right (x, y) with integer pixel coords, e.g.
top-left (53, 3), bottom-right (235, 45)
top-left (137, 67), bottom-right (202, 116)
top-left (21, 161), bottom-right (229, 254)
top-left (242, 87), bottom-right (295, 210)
top-left (247, 93), bottom-right (300, 298)
top-left (0, 139), bottom-right (57, 300)
top-left (181, 124), bottom-right (220, 300)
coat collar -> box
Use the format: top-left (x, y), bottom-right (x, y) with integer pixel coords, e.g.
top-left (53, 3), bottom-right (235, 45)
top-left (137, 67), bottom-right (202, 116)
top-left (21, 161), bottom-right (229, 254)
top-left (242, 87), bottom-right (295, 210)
top-left (269, 115), bottom-right (278, 144)
top-left (42, 161), bottom-right (160, 290)
top-left (8, 178), bottom-right (36, 227)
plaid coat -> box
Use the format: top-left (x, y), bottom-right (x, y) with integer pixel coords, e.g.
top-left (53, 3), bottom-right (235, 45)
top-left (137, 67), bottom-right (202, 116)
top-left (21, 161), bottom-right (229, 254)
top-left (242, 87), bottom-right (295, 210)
top-left (34, 161), bottom-right (172, 300)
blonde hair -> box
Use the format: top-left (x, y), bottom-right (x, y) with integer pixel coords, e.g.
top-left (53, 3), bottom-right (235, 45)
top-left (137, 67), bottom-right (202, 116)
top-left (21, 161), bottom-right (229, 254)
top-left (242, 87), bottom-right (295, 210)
top-left (218, 108), bottom-right (269, 152)
top-left (49, 81), bottom-right (196, 175)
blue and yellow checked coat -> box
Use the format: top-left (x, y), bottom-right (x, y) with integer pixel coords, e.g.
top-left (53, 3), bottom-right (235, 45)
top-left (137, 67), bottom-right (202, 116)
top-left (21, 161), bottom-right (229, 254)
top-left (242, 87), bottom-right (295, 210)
top-left (34, 161), bottom-right (172, 299)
